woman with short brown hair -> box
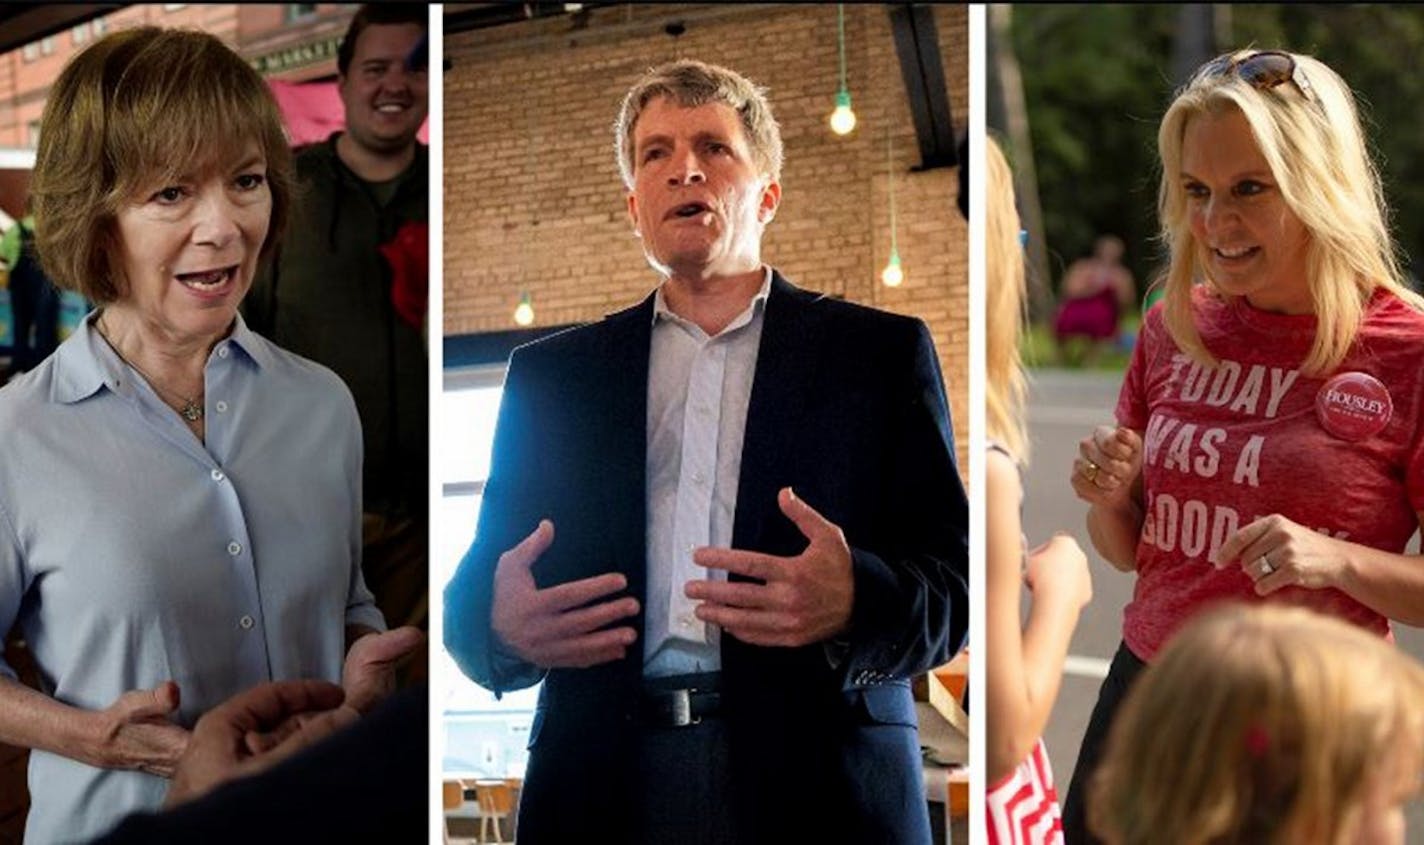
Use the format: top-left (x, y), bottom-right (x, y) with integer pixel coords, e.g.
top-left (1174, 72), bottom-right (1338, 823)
top-left (0, 27), bottom-right (418, 842)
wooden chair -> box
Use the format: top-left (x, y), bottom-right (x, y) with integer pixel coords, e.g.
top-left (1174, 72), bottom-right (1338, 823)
top-left (947, 766), bottom-right (969, 844)
top-left (929, 648), bottom-right (969, 733)
top-left (473, 779), bottom-right (515, 844)
top-left (441, 779), bottom-right (479, 845)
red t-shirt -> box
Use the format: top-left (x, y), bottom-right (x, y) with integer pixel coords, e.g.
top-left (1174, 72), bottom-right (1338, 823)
top-left (1116, 287), bottom-right (1424, 660)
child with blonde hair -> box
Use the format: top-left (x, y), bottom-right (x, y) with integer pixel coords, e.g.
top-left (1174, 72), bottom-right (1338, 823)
top-left (985, 134), bottom-right (1094, 845)
top-left (1090, 603), bottom-right (1424, 844)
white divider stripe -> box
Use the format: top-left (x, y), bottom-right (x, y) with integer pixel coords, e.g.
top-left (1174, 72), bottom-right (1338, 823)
top-left (1063, 655), bottom-right (1112, 679)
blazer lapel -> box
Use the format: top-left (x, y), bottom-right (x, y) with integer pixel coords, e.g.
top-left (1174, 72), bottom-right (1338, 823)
top-left (598, 293), bottom-right (654, 594)
top-left (732, 272), bottom-right (824, 555)
top-left (597, 293), bottom-right (654, 687)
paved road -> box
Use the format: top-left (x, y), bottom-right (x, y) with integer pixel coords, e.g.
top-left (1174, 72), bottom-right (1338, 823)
top-left (1021, 368), bottom-right (1424, 838)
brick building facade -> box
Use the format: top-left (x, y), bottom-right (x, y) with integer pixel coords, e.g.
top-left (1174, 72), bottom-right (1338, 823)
top-left (0, 3), bottom-right (358, 220)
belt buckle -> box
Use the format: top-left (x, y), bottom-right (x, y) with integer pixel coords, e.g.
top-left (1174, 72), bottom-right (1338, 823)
top-left (668, 688), bottom-right (698, 727)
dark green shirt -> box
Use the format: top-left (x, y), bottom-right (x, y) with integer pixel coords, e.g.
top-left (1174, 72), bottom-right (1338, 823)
top-left (245, 134), bottom-right (428, 519)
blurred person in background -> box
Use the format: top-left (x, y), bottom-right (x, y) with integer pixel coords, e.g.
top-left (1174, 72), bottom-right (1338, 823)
top-left (245, 3), bottom-right (430, 644)
top-left (985, 134), bottom-right (1093, 845)
top-left (1, 212), bottom-right (60, 379)
top-left (95, 679), bottom-right (426, 844)
top-left (1051, 235), bottom-right (1136, 367)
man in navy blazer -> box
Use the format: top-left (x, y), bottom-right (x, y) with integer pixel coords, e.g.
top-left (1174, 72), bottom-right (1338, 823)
top-left (445, 59), bottom-right (968, 844)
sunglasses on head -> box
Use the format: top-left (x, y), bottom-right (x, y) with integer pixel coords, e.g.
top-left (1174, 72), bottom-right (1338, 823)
top-left (1204, 50), bottom-right (1317, 105)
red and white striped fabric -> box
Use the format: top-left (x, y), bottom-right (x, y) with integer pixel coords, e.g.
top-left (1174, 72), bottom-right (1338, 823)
top-left (985, 739), bottom-right (1063, 845)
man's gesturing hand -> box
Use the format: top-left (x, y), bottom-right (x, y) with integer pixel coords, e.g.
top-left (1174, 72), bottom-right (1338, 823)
top-left (491, 520), bottom-right (641, 668)
top-left (686, 487), bottom-right (854, 647)
top-left (165, 680), bottom-right (357, 808)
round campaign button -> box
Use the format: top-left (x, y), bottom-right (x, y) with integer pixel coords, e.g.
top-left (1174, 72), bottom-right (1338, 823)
top-left (1315, 372), bottom-right (1392, 440)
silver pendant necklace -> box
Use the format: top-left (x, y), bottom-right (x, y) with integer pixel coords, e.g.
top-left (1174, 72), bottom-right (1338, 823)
top-left (96, 315), bottom-right (205, 422)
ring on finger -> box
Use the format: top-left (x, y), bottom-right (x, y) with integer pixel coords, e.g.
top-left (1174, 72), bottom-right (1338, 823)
top-left (1255, 554), bottom-right (1275, 577)
top-left (1082, 459), bottom-right (1100, 484)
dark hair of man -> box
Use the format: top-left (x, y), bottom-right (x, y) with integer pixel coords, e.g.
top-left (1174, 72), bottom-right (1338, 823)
top-left (337, 4), bottom-right (429, 76)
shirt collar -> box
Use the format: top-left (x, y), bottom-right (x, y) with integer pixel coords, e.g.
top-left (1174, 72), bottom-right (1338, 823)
top-left (50, 311), bottom-right (269, 405)
top-left (652, 265), bottom-right (773, 334)
top-left (49, 312), bottom-right (111, 404)
top-left (225, 313), bottom-right (274, 370)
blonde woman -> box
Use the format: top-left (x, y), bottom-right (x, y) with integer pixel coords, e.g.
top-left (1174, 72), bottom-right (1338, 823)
top-left (1090, 603), bottom-right (1424, 844)
top-left (1062, 50), bottom-right (1424, 842)
top-left (985, 135), bottom-right (1093, 844)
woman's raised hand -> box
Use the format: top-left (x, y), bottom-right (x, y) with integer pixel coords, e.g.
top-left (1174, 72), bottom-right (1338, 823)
top-left (1071, 425), bottom-right (1143, 510)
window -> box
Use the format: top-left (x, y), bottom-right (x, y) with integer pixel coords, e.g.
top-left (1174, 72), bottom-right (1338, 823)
top-left (26, 121), bottom-right (40, 149)
top-left (285, 4), bottom-right (318, 23)
top-left (21, 43), bottom-right (37, 62)
top-left (93, 17), bottom-right (107, 36)
top-left (39, 37), bottom-right (54, 56)
top-left (438, 363), bottom-right (540, 779)
top-left (72, 22), bottom-right (90, 46)
top-left (163, 4), bottom-right (187, 11)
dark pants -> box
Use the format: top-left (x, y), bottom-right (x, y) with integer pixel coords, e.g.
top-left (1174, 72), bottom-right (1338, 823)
top-left (8, 269), bottom-right (58, 373)
top-left (632, 672), bottom-right (733, 844)
top-left (1061, 641), bottom-right (1147, 845)
top-left (635, 716), bottom-right (736, 844)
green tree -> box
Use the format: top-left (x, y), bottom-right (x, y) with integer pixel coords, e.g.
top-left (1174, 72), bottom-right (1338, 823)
top-left (1000, 5), bottom-right (1180, 300)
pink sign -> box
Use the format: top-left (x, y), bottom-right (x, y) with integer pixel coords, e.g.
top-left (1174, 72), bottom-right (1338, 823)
top-left (267, 79), bottom-right (429, 147)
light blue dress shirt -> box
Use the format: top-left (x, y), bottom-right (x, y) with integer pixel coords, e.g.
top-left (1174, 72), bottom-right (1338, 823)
top-left (643, 269), bottom-right (769, 677)
top-left (0, 313), bottom-right (384, 844)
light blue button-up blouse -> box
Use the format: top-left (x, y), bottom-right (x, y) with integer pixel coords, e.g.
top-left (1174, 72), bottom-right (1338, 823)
top-left (0, 313), bottom-right (385, 844)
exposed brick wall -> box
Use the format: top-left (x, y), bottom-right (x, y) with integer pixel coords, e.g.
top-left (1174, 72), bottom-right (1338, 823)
top-left (444, 3), bottom-right (969, 474)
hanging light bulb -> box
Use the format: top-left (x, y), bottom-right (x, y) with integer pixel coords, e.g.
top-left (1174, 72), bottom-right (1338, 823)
top-left (881, 250), bottom-right (903, 287)
top-left (830, 90), bottom-right (857, 136)
top-left (513, 291), bottom-right (534, 326)
top-left (829, 5), bottom-right (856, 136)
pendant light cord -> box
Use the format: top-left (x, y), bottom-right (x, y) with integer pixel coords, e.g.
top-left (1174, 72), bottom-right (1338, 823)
top-left (837, 4), bottom-right (848, 94)
top-left (887, 125), bottom-right (898, 255)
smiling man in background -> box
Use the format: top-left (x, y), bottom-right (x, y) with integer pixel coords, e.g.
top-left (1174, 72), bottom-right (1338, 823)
top-left (245, 4), bottom-right (430, 647)
top-left (446, 59), bottom-right (968, 844)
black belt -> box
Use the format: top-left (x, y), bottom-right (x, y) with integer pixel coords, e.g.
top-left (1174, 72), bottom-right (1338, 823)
top-left (639, 672), bottom-right (722, 728)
